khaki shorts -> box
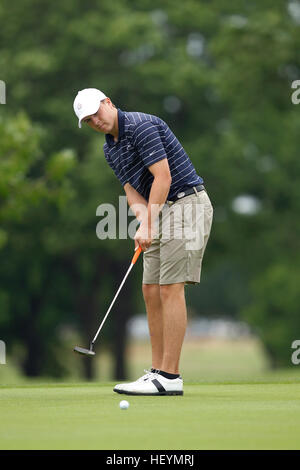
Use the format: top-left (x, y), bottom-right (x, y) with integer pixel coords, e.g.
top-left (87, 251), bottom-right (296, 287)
top-left (143, 189), bottom-right (213, 285)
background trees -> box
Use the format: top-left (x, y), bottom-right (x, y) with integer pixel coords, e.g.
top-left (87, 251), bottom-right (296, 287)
top-left (0, 0), bottom-right (299, 378)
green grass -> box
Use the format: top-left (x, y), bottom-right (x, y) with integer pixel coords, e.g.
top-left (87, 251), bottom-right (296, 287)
top-left (1, 380), bottom-right (300, 449)
top-left (1, 339), bottom-right (300, 449)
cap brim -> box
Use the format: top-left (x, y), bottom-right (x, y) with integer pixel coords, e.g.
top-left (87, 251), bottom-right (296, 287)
top-left (78, 102), bottom-right (101, 129)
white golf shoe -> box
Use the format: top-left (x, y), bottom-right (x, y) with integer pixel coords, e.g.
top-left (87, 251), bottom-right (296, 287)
top-left (113, 369), bottom-right (183, 396)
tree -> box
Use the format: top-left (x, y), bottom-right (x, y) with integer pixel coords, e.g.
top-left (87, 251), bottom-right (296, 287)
top-left (1, 0), bottom-right (299, 373)
top-left (0, 112), bottom-right (76, 376)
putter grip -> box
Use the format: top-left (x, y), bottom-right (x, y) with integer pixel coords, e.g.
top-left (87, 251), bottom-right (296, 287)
top-left (131, 245), bottom-right (142, 264)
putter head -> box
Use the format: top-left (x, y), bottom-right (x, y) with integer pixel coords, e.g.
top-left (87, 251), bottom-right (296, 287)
top-left (73, 346), bottom-right (95, 356)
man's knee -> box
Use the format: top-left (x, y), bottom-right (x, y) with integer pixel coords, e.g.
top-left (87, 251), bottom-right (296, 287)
top-left (159, 283), bottom-right (185, 302)
top-left (142, 283), bottom-right (160, 303)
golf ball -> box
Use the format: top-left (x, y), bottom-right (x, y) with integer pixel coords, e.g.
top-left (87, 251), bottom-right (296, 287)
top-left (119, 400), bottom-right (129, 410)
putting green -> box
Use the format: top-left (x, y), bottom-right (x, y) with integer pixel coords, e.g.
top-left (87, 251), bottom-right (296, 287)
top-left (0, 381), bottom-right (300, 449)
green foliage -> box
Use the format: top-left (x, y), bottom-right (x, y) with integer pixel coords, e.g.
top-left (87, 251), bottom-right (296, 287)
top-left (0, 113), bottom-right (76, 376)
top-left (0, 0), bottom-right (299, 374)
top-left (0, 112), bottom-right (76, 238)
top-left (242, 264), bottom-right (300, 368)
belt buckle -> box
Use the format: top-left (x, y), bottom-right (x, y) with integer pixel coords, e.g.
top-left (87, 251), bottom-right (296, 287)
top-left (176, 191), bottom-right (185, 199)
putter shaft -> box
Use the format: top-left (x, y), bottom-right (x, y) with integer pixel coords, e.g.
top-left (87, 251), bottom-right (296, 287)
top-left (91, 246), bottom-right (142, 345)
top-left (91, 263), bottom-right (134, 344)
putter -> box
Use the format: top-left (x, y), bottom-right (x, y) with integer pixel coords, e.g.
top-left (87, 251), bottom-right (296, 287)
top-left (74, 245), bottom-right (142, 356)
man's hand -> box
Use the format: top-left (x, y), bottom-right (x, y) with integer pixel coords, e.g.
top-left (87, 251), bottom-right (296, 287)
top-left (134, 221), bottom-right (157, 252)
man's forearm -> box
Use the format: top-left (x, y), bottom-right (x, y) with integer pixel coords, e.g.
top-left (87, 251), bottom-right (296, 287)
top-left (147, 176), bottom-right (171, 229)
top-left (133, 175), bottom-right (171, 251)
top-left (124, 183), bottom-right (148, 222)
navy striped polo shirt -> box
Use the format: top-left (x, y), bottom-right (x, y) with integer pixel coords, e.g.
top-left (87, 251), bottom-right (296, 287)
top-left (103, 109), bottom-right (203, 201)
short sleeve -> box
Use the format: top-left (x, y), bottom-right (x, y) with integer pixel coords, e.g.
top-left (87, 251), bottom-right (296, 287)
top-left (133, 121), bottom-right (167, 168)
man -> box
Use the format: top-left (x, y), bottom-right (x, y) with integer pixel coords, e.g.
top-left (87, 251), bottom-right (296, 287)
top-left (73, 88), bottom-right (213, 396)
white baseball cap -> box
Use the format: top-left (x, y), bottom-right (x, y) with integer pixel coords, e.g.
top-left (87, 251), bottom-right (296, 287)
top-left (73, 88), bottom-right (107, 128)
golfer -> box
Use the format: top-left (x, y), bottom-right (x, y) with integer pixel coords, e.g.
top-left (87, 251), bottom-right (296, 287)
top-left (73, 88), bottom-right (213, 395)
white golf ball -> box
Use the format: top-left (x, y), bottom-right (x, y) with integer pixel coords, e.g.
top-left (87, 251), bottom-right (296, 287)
top-left (119, 400), bottom-right (129, 410)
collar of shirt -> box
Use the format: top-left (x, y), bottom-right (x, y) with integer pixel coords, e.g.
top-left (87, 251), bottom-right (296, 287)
top-left (105, 108), bottom-right (125, 148)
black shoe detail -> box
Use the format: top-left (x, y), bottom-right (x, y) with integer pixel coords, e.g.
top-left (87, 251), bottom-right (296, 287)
top-left (151, 378), bottom-right (166, 393)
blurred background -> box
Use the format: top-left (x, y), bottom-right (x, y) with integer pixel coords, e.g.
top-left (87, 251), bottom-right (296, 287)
top-left (0, 0), bottom-right (299, 384)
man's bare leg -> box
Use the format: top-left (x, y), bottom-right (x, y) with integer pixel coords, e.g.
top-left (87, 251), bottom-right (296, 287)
top-left (160, 283), bottom-right (187, 374)
top-left (142, 283), bottom-right (164, 370)
top-left (142, 282), bottom-right (187, 375)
